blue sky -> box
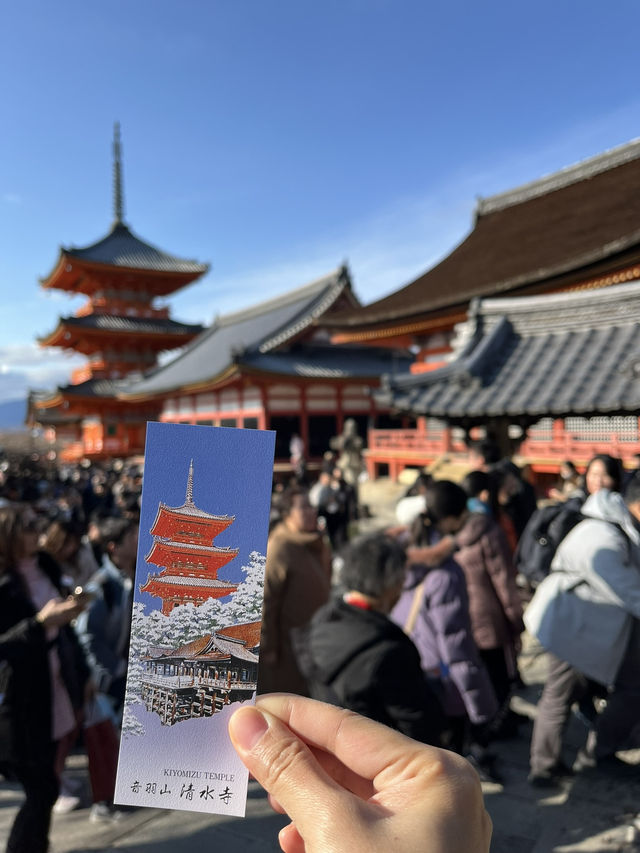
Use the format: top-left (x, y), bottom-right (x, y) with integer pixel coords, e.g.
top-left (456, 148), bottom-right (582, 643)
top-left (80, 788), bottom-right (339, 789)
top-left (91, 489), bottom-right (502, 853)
top-left (2, 1), bottom-right (640, 405)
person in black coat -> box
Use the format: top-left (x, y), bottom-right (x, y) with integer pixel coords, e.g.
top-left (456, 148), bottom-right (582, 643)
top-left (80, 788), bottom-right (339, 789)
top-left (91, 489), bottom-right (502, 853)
top-left (0, 504), bottom-right (88, 853)
top-left (295, 533), bottom-right (444, 745)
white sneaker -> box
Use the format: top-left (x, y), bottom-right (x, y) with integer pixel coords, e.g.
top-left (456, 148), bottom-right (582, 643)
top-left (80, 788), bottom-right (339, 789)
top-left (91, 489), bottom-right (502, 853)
top-left (53, 794), bottom-right (81, 814)
top-left (89, 802), bottom-right (124, 823)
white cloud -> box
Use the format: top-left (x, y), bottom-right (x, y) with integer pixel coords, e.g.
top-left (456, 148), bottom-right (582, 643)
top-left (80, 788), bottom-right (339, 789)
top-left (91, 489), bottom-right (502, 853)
top-left (0, 344), bottom-right (84, 404)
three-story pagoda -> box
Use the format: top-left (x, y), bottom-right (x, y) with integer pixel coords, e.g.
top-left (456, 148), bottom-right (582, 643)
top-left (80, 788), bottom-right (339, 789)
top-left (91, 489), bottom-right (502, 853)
top-left (32, 124), bottom-right (208, 460)
top-left (140, 461), bottom-right (239, 614)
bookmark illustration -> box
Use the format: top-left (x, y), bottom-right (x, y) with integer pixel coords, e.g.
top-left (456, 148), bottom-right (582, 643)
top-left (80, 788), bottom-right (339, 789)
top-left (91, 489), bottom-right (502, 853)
top-left (115, 422), bottom-right (275, 817)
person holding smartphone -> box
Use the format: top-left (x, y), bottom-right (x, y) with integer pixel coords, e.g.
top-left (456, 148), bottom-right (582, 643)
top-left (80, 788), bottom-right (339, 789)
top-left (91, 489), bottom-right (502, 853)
top-left (0, 503), bottom-right (89, 853)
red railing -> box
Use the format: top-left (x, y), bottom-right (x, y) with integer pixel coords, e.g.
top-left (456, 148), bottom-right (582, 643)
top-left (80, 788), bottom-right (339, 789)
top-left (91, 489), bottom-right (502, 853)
top-left (366, 426), bottom-right (640, 479)
top-left (365, 429), bottom-right (466, 479)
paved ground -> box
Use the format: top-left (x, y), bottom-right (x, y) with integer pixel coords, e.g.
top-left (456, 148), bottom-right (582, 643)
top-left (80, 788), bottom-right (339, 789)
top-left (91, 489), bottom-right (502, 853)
top-left (1, 478), bottom-right (638, 852)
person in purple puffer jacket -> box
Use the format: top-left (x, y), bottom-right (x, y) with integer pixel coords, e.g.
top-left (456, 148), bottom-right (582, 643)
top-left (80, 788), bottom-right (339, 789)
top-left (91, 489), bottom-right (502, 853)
top-left (391, 480), bottom-right (498, 768)
top-left (457, 471), bottom-right (525, 724)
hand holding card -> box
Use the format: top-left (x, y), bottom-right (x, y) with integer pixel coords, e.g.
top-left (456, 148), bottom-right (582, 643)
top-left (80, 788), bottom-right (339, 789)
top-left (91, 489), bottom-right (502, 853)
top-left (230, 694), bottom-right (492, 853)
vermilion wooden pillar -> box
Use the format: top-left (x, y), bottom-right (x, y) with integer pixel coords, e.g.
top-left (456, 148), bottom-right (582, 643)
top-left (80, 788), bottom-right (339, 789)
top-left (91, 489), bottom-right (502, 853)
top-left (336, 386), bottom-right (344, 435)
top-left (300, 385), bottom-right (309, 457)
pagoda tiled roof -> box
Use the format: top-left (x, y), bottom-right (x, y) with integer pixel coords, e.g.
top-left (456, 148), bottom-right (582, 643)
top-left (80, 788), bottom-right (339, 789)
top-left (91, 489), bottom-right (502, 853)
top-left (28, 390), bottom-right (84, 419)
top-left (150, 539), bottom-right (237, 556)
top-left (121, 266), bottom-right (359, 398)
top-left (60, 222), bottom-right (208, 274)
top-left (158, 501), bottom-right (234, 523)
top-left (145, 575), bottom-right (237, 589)
top-left (375, 279), bottom-right (640, 424)
top-left (327, 138), bottom-right (640, 330)
top-left (55, 378), bottom-right (132, 399)
top-left (45, 314), bottom-right (204, 337)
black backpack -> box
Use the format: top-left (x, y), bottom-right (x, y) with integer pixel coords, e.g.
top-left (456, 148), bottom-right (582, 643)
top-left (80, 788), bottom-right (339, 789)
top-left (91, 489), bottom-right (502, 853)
top-left (515, 498), bottom-right (584, 586)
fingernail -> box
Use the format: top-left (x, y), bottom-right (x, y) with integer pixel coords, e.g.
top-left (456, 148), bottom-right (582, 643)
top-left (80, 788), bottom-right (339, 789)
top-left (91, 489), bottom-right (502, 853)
top-left (229, 706), bottom-right (269, 751)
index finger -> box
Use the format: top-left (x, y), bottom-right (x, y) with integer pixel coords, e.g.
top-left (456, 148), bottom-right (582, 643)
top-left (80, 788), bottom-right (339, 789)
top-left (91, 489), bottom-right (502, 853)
top-left (256, 694), bottom-right (453, 787)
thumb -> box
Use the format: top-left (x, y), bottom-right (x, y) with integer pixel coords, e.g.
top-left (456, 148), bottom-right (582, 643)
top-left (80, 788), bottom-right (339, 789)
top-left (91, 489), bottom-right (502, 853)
top-left (229, 705), bottom-right (349, 840)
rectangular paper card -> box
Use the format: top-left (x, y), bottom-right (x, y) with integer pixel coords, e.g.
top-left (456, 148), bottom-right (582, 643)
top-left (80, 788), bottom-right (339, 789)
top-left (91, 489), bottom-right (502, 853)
top-left (114, 422), bottom-right (275, 817)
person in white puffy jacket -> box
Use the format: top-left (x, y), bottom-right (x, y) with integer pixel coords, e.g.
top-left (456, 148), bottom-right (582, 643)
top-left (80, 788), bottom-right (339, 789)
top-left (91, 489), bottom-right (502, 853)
top-left (524, 480), bottom-right (640, 785)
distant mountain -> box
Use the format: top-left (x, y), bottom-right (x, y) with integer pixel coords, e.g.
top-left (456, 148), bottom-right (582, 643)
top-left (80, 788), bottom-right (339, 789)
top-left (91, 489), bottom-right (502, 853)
top-left (0, 398), bottom-right (27, 429)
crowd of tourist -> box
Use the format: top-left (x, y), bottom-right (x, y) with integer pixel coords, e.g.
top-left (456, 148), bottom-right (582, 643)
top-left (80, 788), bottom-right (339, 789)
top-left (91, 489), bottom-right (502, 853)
top-left (261, 441), bottom-right (640, 796)
top-left (1, 440), bottom-right (639, 852)
top-left (0, 454), bottom-right (142, 851)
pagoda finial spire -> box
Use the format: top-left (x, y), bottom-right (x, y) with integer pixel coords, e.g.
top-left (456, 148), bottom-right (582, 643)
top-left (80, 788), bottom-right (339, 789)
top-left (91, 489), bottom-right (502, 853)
top-left (112, 122), bottom-right (125, 225)
top-left (185, 459), bottom-right (194, 505)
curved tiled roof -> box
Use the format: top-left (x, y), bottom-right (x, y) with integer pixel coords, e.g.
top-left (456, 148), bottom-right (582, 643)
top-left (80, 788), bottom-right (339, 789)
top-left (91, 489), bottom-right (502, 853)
top-left (122, 266), bottom-right (354, 398)
top-left (328, 138), bottom-right (640, 330)
top-left (217, 621), bottom-right (262, 648)
top-left (211, 636), bottom-right (257, 663)
top-left (159, 501), bottom-right (234, 522)
top-left (376, 279), bottom-right (640, 423)
top-left (241, 344), bottom-right (412, 379)
top-left (149, 539), bottom-right (238, 554)
top-left (57, 378), bottom-right (132, 398)
top-left (144, 575), bottom-right (237, 588)
top-left (62, 222), bottom-right (208, 274)
top-left (156, 632), bottom-right (258, 663)
top-left (50, 314), bottom-right (204, 336)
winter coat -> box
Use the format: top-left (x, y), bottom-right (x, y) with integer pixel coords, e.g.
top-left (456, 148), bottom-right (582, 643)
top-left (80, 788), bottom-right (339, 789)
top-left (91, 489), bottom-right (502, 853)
top-left (390, 536), bottom-right (498, 725)
top-left (74, 556), bottom-right (132, 711)
top-left (259, 522), bottom-right (331, 695)
top-left (524, 489), bottom-right (640, 685)
top-left (295, 597), bottom-right (443, 744)
top-left (0, 553), bottom-right (89, 765)
top-left (455, 513), bottom-right (524, 650)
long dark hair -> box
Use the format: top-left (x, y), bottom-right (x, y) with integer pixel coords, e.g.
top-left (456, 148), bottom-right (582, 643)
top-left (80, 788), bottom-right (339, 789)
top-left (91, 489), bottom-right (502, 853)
top-left (0, 504), bottom-right (28, 576)
top-left (585, 454), bottom-right (623, 493)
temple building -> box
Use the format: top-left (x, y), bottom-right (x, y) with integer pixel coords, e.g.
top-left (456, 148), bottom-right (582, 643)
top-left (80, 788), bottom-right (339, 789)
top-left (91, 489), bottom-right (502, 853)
top-left (141, 622), bottom-right (260, 725)
top-left (30, 124), bottom-right (207, 461)
top-left (323, 139), bottom-right (640, 478)
top-left (375, 280), bottom-right (640, 486)
top-left (140, 461), bottom-right (239, 615)
top-left (121, 266), bottom-right (412, 467)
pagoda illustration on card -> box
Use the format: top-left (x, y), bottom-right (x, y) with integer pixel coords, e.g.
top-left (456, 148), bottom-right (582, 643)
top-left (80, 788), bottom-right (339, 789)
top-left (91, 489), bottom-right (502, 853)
top-left (140, 460), bottom-right (239, 615)
top-left (138, 460), bottom-right (260, 725)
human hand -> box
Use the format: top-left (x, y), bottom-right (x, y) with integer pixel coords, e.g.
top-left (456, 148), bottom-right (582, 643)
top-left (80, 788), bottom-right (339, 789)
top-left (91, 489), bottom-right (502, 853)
top-left (229, 694), bottom-right (492, 853)
top-left (35, 596), bottom-right (84, 629)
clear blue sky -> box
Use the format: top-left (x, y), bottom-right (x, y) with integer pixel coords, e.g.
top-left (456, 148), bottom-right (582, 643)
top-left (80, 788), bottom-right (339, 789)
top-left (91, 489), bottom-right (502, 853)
top-left (2, 0), bottom-right (640, 405)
